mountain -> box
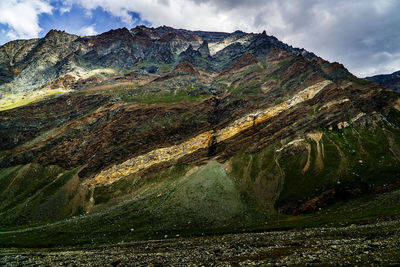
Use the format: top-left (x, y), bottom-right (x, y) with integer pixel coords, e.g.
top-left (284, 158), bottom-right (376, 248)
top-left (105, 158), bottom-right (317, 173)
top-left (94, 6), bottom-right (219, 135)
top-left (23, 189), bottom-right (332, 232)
top-left (366, 70), bottom-right (400, 92)
top-left (0, 25), bottom-right (399, 249)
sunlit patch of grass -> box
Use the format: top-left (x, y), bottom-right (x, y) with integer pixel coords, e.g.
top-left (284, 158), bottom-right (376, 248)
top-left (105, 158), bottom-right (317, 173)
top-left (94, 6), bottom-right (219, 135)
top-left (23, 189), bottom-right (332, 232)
top-left (348, 75), bottom-right (372, 85)
top-left (0, 89), bottom-right (68, 111)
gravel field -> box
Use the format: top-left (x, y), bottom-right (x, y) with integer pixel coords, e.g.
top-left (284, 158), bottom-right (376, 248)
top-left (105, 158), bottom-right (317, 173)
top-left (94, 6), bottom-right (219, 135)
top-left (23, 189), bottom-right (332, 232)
top-left (1, 218), bottom-right (399, 266)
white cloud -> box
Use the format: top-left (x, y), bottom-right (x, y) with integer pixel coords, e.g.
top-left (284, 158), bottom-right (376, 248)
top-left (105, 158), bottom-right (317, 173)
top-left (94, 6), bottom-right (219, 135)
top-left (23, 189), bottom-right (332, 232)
top-left (58, 6), bottom-right (71, 14)
top-left (357, 52), bottom-right (400, 77)
top-left (61, 0), bottom-right (246, 31)
top-left (0, 0), bottom-right (52, 39)
top-left (373, 0), bottom-right (395, 14)
top-left (78, 24), bottom-right (97, 36)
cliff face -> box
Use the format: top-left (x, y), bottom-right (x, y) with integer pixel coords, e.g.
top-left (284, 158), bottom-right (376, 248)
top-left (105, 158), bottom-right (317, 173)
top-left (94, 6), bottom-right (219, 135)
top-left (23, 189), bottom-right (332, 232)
top-left (0, 25), bottom-right (399, 246)
top-left (0, 26), bottom-right (321, 95)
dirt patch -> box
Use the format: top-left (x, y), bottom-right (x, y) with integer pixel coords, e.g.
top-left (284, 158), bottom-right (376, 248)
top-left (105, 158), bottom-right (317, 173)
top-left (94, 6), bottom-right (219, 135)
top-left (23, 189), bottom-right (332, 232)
top-left (261, 79), bottom-right (276, 94)
top-left (307, 132), bottom-right (324, 171)
top-left (394, 98), bottom-right (400, 111)
top-left (301, 143), bottom-right (312, 174)
top-left (266, 48), bottom-right (292, 62)
top-left (48, 74), bottom-right (77, 90)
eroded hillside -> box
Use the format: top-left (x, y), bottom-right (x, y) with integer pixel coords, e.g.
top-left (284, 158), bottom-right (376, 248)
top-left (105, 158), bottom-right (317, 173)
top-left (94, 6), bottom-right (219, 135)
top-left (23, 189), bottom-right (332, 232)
top-left (0, 26), bottom-right (399, 247)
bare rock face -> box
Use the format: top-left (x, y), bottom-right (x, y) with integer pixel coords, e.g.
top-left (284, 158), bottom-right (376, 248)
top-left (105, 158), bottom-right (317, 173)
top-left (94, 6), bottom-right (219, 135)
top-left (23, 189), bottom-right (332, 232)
top-left (173, 61), bottom-right (199, 76)
top-left (0, 25), bottom-right (399, 248)
top-left (221, 53), bottom-right (259, 75)
top-left (198, 40), bottom-right (211, 57)
top-left (1, 30), bottom-right (80, 93)
top-left (49, 74), bottom-right (77, 90)
top-left (266, 47), bottom-right (292, 62)
top-left (0, 25), bottom-right (326, 94)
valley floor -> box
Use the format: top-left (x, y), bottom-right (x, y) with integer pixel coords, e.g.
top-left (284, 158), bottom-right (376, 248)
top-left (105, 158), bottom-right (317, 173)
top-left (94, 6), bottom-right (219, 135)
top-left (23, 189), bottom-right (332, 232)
top-left (1, 216), bottom-right (399, 266)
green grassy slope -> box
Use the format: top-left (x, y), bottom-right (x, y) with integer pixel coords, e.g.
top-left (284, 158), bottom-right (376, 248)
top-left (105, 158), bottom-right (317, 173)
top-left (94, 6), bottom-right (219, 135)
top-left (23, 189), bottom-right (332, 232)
top-left (0, 164), bottom-right (82, 228)
top-left (0, 117), bottom-right (399, 247)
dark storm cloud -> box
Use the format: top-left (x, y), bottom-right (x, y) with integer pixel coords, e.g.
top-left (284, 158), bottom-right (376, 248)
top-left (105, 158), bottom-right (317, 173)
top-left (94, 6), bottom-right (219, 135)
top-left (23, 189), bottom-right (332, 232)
top-left (189, 0), bottom-right (400, 76)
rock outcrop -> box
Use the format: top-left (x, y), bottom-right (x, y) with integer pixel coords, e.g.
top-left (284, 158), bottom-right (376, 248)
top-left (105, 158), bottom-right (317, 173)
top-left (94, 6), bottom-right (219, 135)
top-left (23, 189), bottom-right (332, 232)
top-left (0, 25), bottom-right (399, 247)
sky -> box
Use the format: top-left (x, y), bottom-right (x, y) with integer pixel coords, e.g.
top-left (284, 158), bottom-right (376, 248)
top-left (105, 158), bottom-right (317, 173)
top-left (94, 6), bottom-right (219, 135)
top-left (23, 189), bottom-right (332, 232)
top-left (0, 0), bottom-right (399, 77)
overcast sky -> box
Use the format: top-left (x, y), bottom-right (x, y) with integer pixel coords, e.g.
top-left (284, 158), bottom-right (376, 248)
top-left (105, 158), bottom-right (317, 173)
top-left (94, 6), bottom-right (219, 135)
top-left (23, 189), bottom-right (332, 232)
top-left (0, 0), bottom-right (399, 77)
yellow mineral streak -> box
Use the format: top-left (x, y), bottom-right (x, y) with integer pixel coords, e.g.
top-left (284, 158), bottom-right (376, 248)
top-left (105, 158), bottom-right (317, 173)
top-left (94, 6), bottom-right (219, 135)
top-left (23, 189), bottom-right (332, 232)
top-left (302, 143), bottom-right (312, 174)
top-left (0, 88), bottom-right (70, 111)
top-left (394, 98), bottom-right (400, 111)
top-left (90, 131), bottom-right (213, 186)
top-left (216, 80), bottom-right (332, 142)
top-left (90, 80), bottom-right (332, 186)
top-left (322, 98), bottom-right (350, 110)
top-left (307, 132), bottom-right (324, 171)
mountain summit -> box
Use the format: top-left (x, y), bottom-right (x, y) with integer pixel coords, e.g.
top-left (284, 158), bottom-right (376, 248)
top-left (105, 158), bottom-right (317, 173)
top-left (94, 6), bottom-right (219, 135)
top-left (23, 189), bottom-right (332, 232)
top-left (0, 25), bottom-right (324, 95)
top-left (0, 26), bottom-right (399, 252)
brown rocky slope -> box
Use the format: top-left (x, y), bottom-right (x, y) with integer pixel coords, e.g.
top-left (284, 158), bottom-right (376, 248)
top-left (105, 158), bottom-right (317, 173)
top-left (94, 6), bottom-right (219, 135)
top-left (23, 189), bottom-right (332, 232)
top-left (0, 26), bottom-right (399, 248)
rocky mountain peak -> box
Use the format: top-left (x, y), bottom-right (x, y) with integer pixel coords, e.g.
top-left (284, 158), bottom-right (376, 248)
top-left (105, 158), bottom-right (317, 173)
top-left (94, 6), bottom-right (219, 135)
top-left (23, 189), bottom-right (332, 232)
top-left (173, 61), bottom-right (199, 76)
top-left (44, 29), bottom-right (73, 38)
top-left (154, 25), bottom-right (177, 35)
top-left (130, 26), bottom-right (152, 40)
top-left (198, 40), bottom-right (210, 57)
top-left (0, 25), bottom-right (374, 97)
top-left (42, 29), bottom-right (78, 45)
top-left (0, 24), bottom-right (399, 255)
top-left (96, 27), bottom-right (132, 40)
top-left (131, 25), bottom-right (160, 40)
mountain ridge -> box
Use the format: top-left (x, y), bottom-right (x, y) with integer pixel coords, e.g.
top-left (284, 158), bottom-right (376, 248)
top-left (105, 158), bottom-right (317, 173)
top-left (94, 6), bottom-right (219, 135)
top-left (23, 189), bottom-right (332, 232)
top-left (366, 70), bottom-right (400, 92)
top-left (0, 25), bottom-right (331, 95)
top-left (0, 25), bottom-right (399, 249)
